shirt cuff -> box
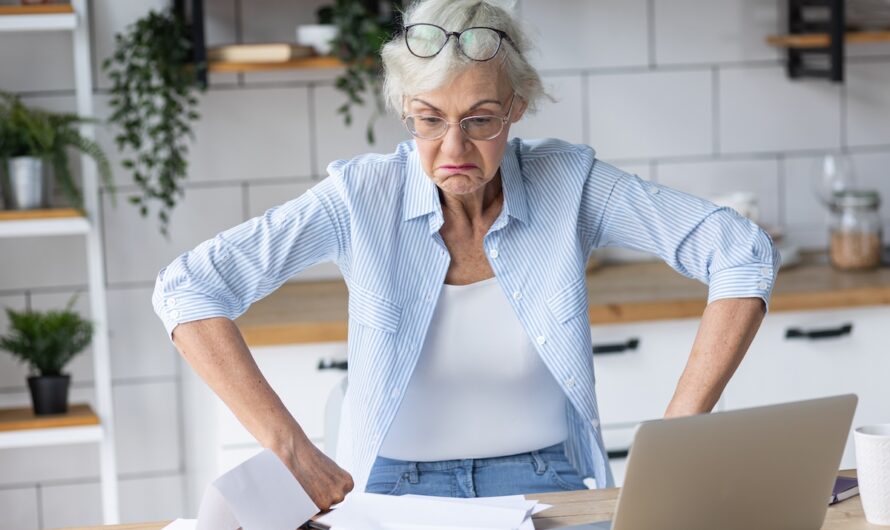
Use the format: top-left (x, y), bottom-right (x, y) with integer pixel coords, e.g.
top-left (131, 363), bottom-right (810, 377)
top-left (151, 284), bottom-right (234, 342)
top-left (707, 262), bottom-right (778, 312)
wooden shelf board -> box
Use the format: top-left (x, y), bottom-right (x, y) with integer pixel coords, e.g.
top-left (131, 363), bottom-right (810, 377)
top-left (0, 207), bottom-right (83, 221)
top-left (0, 4), bottom-right (74, 16)
top-left (767, 30), bottom-right (890, 48)
top-left (0, 403), bottom-right (99, 433)
top-left (208, 56), bottom-right (346, 73)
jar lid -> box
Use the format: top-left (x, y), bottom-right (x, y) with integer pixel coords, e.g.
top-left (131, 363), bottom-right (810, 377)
top-left (832, 189), bottom-right (881, 209)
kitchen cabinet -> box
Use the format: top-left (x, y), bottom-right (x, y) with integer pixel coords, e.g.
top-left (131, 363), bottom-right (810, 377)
top-left (723, 305), bottom-right (890, 470)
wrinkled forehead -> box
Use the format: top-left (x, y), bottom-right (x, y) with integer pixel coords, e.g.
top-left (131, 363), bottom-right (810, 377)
top-left (405, 61), bottom-right (512, 111)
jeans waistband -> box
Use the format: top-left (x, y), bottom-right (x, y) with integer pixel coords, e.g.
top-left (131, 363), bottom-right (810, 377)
top-left (373, 441), bottom-right (567, 471)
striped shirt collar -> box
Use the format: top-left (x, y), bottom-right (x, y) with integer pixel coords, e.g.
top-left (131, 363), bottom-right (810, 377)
top-left (402, 139), bottom-right (529, 228)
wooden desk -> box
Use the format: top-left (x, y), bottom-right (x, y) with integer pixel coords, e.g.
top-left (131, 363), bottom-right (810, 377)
top-left (56, 471), bottom-right (877, 530)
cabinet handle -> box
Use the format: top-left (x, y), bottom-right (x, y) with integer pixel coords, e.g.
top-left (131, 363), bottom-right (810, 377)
top-left (592, 338), bottom-right (640, 355)
top-left (785, 323), bottom-right (853, 340)
top-left (607, 449), bottom-right (630, 459)
top-left (318, 358), bottom-right (348, 371)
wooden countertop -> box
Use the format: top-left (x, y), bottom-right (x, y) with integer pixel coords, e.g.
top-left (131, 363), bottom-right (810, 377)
top-left (235, 252), bottom-right (890, 346)
top-left (54, 470), bottom-right (876, 530)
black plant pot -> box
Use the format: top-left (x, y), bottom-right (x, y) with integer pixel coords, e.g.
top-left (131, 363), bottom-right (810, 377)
top-left (27, 374), bottom-right (70, 415)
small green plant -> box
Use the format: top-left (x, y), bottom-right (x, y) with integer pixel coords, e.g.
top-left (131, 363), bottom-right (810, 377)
top-left (329, 0), bottom-right (402, 144)
top-left (102, 6), bottom-right (206, 237)
top-left (0, 91), bottom-right (115, 210)
top-left (0, 296), bottom-right (93, 377)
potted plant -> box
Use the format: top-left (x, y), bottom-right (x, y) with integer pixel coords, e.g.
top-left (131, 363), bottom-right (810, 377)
top-left (0, 297), bottom-right (94, 415)
top-left (296, 5), bottom-right (339, 56)
top-left (102, 6), bottom-right (205, 237)
top-left (0, 91), bottom-right (114, 211)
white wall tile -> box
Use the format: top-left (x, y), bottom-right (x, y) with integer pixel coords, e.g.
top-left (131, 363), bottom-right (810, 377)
top-left (106, 287), bottom-right (178, 380)
top-left (246, 181), bottom-right (343, 282)
top-left (0, 32), bottom-right (75, 93)
top-left (313, 85), bottom-right (410, 172)
top-left (654, 0), bottom-right (780, 65)
top-left (102, 185), bottom-right (244, 285)
top-left (240, 0), bottom-right (328, 43)
top-left (92, 0), bottom-right (169, 91)
top-left (657, 158), bottom-right (782, 227)
top-left (511, 74), bottom-right (584, 144)
top-left (114, 381), bottom-right (181, 475)
top-left (119, 473), bottom-right (186, 524)
top-left (0, 294), bottom-right (28, 389)
top-left (185, 87), bottom-right (313, 182)
top-left (41, 480), bottom-right (103, 529)
top-left (0, 487), bottom-right (39, 530)
top-left (29, 290), bottom-right (95, 387)
top-left (0, 236), bottom-right (87, 291)
top-left (587, 70), bottom-right (712, 159)
top-left (846, 61), bottom-right (890, 147)
top-left (205, 0), bottom-right (238, 46)
top-left (520, 0), bottom-right (649, 70)
top-left (719, 66), bottom-right (842, 154)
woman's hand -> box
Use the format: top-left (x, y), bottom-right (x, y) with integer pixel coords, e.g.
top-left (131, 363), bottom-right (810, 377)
top-left (275, 437), bottom-right (355, 512)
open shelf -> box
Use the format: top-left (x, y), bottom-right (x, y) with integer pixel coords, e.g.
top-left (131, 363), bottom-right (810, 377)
top-left (0, 208), bottom-right (89, 238)
top-left (208, 55), bottom-right (346, 73)
top-left (0, 3), bottom-right (76, 32)
top-left (0, 403), bottom-right (102, 450)
top-left (768, 30), bottom-right (890, 48)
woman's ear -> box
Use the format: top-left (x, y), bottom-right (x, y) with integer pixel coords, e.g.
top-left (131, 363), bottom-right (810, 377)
top-left (511, 96), bottom-right (528, 123)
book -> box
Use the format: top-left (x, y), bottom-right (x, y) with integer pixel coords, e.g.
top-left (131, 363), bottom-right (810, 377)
top-left (829, 476), bottom-right (859, 505)
top-left (207, 43), bottom-right (315, 63)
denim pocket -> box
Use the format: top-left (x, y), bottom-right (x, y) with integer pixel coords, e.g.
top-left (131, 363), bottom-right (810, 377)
top-left (364, 465), bottom-right (407, 496)
top-left (545, 456), bottom-right (587, 491)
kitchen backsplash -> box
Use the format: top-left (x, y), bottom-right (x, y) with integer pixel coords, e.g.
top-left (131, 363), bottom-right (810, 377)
top-left (0, 0), bottom-right (889, 528)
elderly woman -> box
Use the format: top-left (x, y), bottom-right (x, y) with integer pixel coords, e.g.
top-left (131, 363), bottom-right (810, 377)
top-left (153, 0), bottom-right (778, 511)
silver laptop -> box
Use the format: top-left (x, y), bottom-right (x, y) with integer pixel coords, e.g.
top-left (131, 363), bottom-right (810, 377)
top-left (572, 394), bottom-right (857, 530)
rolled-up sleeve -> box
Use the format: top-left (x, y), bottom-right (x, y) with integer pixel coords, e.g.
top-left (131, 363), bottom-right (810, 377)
top-left (152, 173), bottom-right (350, 340)
top-left (584, 159), bottom-right (781, 311)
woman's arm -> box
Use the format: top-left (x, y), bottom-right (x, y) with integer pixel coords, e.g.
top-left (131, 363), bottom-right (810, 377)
top-left (172, 317), bottom-right (353, 509)
top-left (664, 297), bottom-right (765, 417)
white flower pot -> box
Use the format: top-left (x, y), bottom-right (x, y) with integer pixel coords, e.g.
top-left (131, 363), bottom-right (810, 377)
top-left (5, 156), bottom-right (48, 210)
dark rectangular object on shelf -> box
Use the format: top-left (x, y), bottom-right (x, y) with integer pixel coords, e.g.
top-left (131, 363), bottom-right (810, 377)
top-left (787, 0), bottom-right (845, 82)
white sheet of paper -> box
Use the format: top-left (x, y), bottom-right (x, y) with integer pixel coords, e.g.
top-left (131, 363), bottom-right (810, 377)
top-left (196, 449), bottom-right (319, 530)
top-left (315, 492), bottom-right (532, 529)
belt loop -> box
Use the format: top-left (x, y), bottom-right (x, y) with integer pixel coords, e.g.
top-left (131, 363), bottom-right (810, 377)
top-left (407, 461), bottom-right (419, 484)
top-left (530, 450), bottom-right (547, 475)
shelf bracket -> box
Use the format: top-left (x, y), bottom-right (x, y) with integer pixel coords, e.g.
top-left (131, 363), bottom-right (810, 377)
top-left (787, 0), bottom-right (845, 82)
top-left (173, 0), bottom-right (207, 87)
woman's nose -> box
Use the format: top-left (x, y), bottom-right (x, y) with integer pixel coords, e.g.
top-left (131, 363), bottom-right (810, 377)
top-left (440, 122), bottom-right (470, 157)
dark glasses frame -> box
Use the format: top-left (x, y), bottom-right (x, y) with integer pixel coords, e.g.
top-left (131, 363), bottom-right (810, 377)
top-left (404, 23), bottom-right (517, 61)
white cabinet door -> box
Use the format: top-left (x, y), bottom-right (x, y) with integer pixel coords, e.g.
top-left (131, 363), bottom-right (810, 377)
top-left (217, 342), bottom-right (348, 447)
top-left (591, 318), bottom-right (700, 426)
top-left (724, 306), bottom-right (890, 469)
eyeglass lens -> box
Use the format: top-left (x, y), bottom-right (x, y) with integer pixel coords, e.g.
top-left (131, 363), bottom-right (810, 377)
top-left (407, 115), bottom-right (504, 140)
top-left (406, 24), bottom-right (502, 60)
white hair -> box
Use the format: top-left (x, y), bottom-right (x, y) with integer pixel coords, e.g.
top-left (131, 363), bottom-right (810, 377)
top-left (381, 0), bottom-right (548, 116)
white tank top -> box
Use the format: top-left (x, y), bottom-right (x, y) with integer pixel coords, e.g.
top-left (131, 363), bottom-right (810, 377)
top-left (378, 276), bottom-right (568, 461)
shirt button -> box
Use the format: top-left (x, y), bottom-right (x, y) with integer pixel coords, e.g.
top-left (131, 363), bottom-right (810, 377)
top-left (390, 387), bottom-right (400, 399)
top-left (760, 267), bottom-right (771, 277)
top-left (170, 309), bottom-right (181, 319)
top-left (512, 291), bottom-right (522, 301)
top-left (165, 297), bottom-right (177, 308)
top-left (590, 418), bottom-right (600, 429)
top-left (490, 249), bottom-right (500, 259)
top-left (536, 335), bottom-right (547, 345)
top-left (758, 281), bottom-right (769, 290)
top-left (648, 186), bottom-right (660, 195)
top-left (426, 292), bottom-right (434, 302)
top-left (564, 376), bottom-right (576, 388)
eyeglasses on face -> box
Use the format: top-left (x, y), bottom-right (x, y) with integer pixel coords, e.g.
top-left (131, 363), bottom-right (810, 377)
top-left (402, 93), bottom-right (517, 141)
top-left (404, 23), bottom-right (516, 61)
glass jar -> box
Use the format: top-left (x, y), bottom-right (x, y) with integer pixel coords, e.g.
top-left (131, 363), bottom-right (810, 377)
top-left (829, 190), bottom-right (883, 271)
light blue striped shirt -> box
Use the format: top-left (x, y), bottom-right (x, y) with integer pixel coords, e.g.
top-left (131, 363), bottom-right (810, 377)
top-left (152, 137), bottom-right (780, 491)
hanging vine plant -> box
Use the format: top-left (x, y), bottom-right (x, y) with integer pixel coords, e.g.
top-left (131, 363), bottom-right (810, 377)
top-left (329, 0), bottom-right (403, 144)
top-left (102, 6), bottom-right (206, 236)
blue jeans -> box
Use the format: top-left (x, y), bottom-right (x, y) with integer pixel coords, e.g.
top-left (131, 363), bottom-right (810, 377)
top-left (364, 442), bottom-right (588, 497)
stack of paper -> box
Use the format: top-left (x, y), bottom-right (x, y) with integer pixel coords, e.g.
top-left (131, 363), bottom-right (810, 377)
top-left (313, 492), bottom-right (551, 530)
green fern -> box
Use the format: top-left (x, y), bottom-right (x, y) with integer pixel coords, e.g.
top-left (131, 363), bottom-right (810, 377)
top-left (0, 296), bottom-right (93, 377)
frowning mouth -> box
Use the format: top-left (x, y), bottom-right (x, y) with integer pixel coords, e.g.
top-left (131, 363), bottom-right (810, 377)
top-left (439, 164), bottom-right (478, 171)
